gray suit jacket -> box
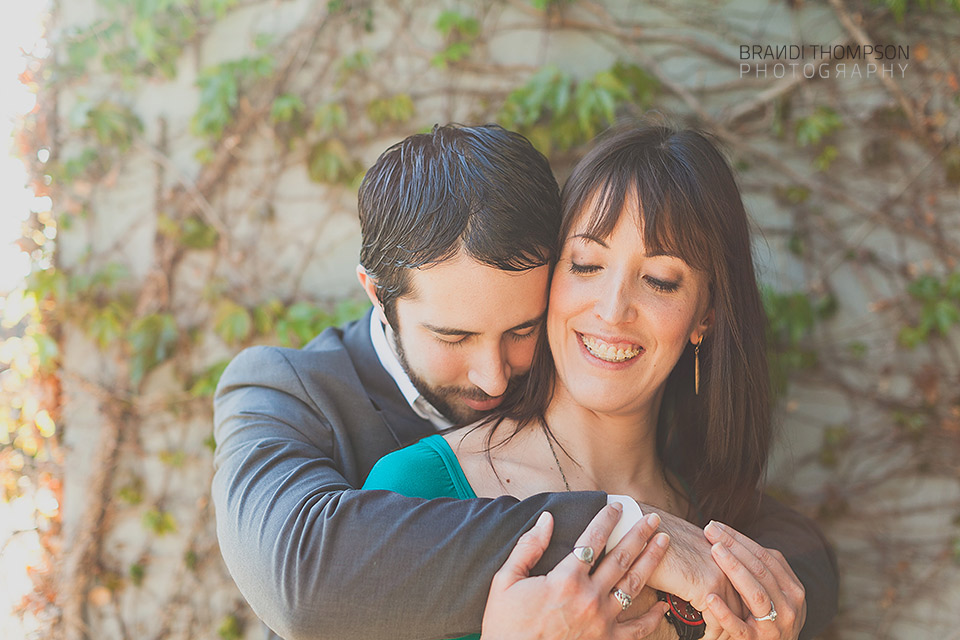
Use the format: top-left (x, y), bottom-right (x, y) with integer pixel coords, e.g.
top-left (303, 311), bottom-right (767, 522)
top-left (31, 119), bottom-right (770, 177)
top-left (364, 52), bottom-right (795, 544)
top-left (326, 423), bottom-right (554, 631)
top-left (212, 309), bottom-right (837, 640)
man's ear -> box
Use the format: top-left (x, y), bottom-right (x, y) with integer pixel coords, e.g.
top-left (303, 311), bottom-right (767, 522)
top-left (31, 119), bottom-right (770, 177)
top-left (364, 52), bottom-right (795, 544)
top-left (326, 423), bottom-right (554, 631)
top-left (690, 308), bottom-right (716, 345)
top-left (356, 265), bottom-right (388, 325)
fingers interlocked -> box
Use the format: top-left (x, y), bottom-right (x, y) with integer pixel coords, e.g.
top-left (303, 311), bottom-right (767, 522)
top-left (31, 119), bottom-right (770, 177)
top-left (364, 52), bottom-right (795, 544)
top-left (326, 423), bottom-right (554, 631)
top-left (701, 521), bottom-right (807, 640)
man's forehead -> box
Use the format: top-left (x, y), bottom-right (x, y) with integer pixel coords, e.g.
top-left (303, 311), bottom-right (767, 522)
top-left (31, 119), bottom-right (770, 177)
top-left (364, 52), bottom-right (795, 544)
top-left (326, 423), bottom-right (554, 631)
top-left (397, 255), bottom-right (549, 332)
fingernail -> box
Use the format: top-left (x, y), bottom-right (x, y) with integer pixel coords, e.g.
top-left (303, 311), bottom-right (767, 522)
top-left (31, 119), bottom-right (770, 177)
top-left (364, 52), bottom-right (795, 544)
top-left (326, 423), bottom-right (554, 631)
top-left (706, 594), bottom-right (719, 607)
top-left (712, 542), bottom-right (729, 557)
top-left (654, 532), bottom-right (670, 548)
top-left (704, 521), bottom-right (719, 536)
top-left (645, 512), bottom-right (661, 528)
top-left (537, 511), bottom-right (551, 526)
top-left (610, 502), bottom-right (623, 512)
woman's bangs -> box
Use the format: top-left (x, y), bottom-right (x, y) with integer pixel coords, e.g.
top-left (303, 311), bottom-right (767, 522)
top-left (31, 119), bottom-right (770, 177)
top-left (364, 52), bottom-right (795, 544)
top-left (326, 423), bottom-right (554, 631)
top-left (636, 172), bottom-right (713, 273)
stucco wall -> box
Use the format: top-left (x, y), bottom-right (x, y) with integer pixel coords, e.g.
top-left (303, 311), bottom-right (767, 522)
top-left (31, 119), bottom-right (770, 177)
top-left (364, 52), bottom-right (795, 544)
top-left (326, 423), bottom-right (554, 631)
top-left (42, 1), bottom-right (960, 638)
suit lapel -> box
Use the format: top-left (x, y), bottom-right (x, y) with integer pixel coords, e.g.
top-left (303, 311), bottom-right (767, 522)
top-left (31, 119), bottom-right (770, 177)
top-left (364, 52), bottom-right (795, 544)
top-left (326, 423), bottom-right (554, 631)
top-left (343, 310), bottom-right (434, 448)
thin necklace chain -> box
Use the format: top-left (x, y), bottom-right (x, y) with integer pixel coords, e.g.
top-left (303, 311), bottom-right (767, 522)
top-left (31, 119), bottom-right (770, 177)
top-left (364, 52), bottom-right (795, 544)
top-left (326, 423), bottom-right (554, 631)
top-left (542, 423), bottom-right (684, 518)
top-left (544, 427), bottom-right (571, 492)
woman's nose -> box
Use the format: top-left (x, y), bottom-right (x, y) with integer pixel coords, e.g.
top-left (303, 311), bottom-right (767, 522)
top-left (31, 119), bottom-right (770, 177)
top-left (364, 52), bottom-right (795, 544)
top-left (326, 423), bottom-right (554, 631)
top-left (593, 274), bottom-right (637, 325)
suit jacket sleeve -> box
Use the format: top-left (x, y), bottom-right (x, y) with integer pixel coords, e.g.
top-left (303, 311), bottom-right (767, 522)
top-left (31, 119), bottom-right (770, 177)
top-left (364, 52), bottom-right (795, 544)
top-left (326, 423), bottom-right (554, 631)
top-left (212, 346), bottom-right (607, 640)
top-left (744, 494), bottom-right (839, 639)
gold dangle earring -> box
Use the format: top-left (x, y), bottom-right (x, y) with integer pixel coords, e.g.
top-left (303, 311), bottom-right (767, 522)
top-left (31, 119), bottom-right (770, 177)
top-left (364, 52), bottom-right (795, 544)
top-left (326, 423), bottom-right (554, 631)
top-left (695, 335), bottom-right (703, 395)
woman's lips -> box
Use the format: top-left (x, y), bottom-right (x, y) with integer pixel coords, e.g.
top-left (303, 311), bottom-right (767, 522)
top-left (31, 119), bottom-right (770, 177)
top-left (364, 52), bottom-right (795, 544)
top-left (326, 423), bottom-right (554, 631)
top-left (579, 333), bottom-right (642, 363)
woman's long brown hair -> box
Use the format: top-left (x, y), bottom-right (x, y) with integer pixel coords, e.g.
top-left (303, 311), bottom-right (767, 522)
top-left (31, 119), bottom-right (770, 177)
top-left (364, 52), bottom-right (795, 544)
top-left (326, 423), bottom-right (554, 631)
top-left (484, 122), bottom-right (772, 529)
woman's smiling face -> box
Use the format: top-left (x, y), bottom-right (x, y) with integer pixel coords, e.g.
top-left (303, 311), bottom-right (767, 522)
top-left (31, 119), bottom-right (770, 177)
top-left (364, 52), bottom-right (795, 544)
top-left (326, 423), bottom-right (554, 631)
top-left (547, 194), bottom-right (713, 417)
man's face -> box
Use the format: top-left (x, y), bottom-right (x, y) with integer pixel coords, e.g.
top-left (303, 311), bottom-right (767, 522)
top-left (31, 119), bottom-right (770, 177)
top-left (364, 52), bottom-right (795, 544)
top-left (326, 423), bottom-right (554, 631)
top-left (388, 252), bottom-right (550, 424)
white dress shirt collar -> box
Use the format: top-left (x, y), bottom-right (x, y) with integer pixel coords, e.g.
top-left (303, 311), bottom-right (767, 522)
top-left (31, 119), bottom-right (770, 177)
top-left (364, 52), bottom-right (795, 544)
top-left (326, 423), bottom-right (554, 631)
top-left (369, 311), bottom-right (453, 430)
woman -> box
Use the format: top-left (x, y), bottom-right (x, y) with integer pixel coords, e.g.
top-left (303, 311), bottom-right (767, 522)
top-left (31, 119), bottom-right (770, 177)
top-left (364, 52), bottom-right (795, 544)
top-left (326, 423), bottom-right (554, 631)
top-left (364, 124), bottom-right (804, 639)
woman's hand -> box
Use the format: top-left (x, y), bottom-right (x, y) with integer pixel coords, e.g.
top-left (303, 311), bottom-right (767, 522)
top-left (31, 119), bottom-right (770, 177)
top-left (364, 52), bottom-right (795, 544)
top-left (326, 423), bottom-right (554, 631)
top-left (480, 504), bottom-right (671, 640)
top-left (699, 521), bottom-right (807, 640)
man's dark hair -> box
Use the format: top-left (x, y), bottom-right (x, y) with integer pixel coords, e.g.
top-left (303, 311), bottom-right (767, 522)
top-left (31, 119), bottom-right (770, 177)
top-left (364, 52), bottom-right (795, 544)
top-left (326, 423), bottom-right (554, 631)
top-left (357, 123), bottom-right (560, 325)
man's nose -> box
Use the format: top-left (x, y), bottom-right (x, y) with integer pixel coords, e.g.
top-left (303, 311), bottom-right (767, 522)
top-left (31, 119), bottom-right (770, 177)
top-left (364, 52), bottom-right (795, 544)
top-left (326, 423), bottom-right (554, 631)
top-left (467, 344), bottom-right (510, 397)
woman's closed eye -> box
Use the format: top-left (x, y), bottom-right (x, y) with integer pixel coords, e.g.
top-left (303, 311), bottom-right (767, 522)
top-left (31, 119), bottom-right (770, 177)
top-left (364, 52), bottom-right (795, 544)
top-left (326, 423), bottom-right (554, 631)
top-left (645, 276), bottom-right (680, 293)
top-left (569, 261), bottom-right (601, 275)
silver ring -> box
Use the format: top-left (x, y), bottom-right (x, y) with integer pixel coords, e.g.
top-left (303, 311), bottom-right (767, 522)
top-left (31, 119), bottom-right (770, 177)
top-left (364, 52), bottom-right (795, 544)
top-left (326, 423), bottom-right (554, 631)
top-left (754, 601), bottom-right (777, 622)
top-left (612, 588), bottom-right (632, 611)
top-left (572, 546), bottom-right (595, 565)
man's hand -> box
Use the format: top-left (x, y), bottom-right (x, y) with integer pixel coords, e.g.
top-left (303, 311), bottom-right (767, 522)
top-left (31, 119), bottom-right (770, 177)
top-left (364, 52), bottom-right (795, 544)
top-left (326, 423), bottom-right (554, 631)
top-left (481, 505), bottom-right (670, 640)
top-left (643, 510), bottom-right (745, 618)
top-left (700, 521), bottom-right (807, 640)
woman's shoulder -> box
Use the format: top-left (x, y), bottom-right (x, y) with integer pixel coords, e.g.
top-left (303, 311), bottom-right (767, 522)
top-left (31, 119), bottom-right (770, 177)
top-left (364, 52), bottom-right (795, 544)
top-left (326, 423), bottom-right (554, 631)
top-left (363, 434), bottom-right (476, 500)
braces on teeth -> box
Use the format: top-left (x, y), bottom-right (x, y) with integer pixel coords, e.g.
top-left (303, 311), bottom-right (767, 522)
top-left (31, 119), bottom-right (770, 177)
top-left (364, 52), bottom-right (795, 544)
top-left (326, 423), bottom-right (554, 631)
top-left (581, 335), bottom-right (641, 363)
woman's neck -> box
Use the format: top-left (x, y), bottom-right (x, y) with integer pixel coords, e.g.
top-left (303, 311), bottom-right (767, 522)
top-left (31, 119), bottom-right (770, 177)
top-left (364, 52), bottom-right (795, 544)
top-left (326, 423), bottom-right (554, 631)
top-left (541, 384), bottom-right (668, 500)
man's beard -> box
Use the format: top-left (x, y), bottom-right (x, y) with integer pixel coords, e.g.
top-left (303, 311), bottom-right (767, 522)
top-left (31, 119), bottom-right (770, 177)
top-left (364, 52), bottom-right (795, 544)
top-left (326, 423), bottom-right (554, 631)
top-left (392, 329), bottom-right (523, 425)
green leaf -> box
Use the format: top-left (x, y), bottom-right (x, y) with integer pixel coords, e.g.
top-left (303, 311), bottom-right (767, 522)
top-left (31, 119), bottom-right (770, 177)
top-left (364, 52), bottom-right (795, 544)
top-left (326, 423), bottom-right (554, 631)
top-left (435, 11), bottom-right (480, 39)
top-left (307, 139), bottom-right (359, 184)
top-left (65, 31), bottom-right (101, 75)
top-left (611, 61), bottom-right (659, 108)
top-left (142, 507), bottom-right (178, 535)
top-left (180, 216), bottom-right (219, 249)
top-left (270, 93), bottom-right (305, 124)
top-left (192, 56), bottom-right (274, 139)
top-left (199, 0), bottom-right (237, 18)
top-left (898, 325), bottom-right (924, 349)
top-left (253, 299), bottom-right (284, 335)
top-left (313, 102), bottom-right (347, 134)
top-left (932, 299), bottom-right (960, 334)
top-left (203, 433), bottom-right (217, 453)
top-left (907, 275), bottom-right (941, 301)
top-left (337, 50), bottom-right (372, 85)
top-left (214, 300), bottom-right (253, 345)
top-left (129, 563), bottom-right (145, 586)
top-left (25, 269), bottom-right (67, 303)
top-left (189, 360), bottom-right (231, 398)
top-left (276, 302), bottom-right (333, 347)
top-left (795, 107), bottom-right (842, 147)
top-left (158, 450), bottom-right (186, 467)
top-left (332, 299), bottom-right (371, 325)
top-left (127, 313), bottom-right (179, 384)
top-left (83, 101), bottom-right (144, 151)
top-left (431, 42), bottom-right (472, 68)
top-left (86, 303), bottom-right (129, 349)
top-left (218, 614), bottom-right (244, 640)
top-left (117, 478), bottom-right (144, 505)
top-left (814, 145), bottom-right (838, 172)
top-left (29, 333), bottom-right (60, 372)
top-left (366, 94), bottom-right (415, 125)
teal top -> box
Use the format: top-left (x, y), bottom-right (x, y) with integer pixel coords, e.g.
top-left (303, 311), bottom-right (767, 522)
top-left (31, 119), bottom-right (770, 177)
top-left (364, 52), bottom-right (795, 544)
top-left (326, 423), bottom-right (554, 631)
top-left (363, 434), bottom-right (480, 640)
top-left (364, 434), bottom-right (478, 500)
top-left (363, 435), bottom-right (702, 640)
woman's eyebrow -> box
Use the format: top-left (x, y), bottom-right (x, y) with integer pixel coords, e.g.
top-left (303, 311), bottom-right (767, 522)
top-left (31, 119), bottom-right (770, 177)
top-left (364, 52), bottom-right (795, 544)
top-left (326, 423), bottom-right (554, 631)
top-left (570, 232), bottom-right (681, 260)
top-left (570, 233), bottom-right (608, 247)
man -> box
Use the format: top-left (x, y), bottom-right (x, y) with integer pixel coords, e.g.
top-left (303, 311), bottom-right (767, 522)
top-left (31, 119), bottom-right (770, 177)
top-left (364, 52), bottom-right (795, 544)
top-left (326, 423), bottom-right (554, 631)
top-left (213, 124), bottom-right (837, 640)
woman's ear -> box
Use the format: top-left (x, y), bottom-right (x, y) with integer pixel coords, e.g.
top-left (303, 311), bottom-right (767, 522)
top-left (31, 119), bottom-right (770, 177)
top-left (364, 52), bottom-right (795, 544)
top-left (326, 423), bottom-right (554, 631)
top-left (690, 308), bottom-right (715, 345)
top-left (356, 265), bottom-right (388, 325)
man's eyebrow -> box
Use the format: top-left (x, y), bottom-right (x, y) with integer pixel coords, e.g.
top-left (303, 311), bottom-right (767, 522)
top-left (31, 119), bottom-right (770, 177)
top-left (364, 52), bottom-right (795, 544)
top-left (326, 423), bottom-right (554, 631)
top-left (422, 312), bottom-right (546, 337)
top-left (508, 312), bottom-right (546, 332)
top-left (421, 323), bottom-right (475, 337)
